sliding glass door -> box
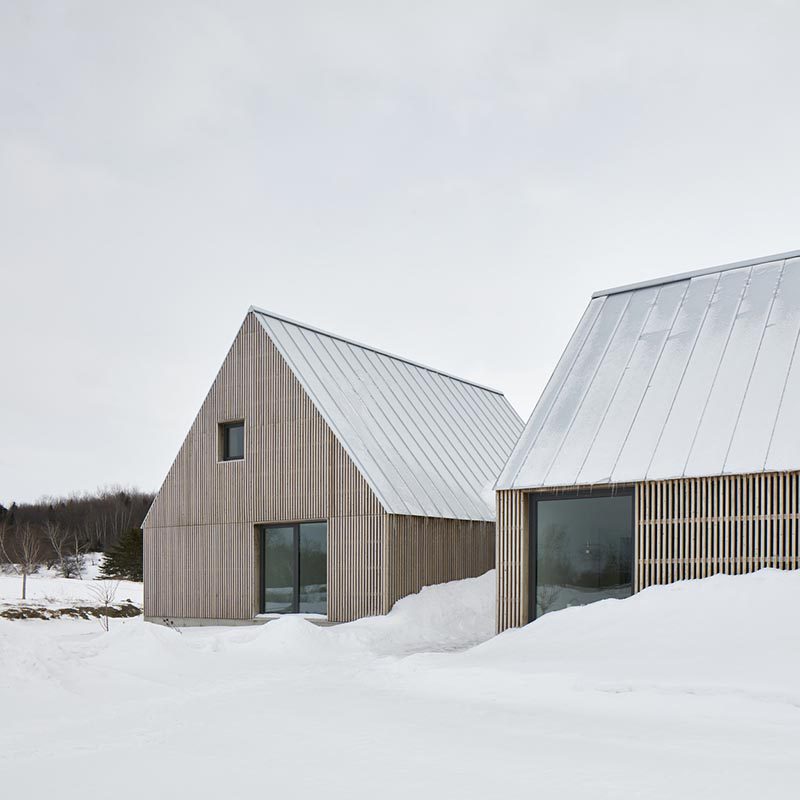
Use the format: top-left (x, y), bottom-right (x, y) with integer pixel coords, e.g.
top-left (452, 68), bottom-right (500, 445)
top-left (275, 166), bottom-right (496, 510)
top-left (261, 522), bottom-right (327, 615)
top-left (530, 491), bottom-right (633, 620)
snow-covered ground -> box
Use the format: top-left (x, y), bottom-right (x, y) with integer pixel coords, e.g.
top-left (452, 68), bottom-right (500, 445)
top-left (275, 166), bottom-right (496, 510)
top-left (1, 569), bottom-right (799, 799)
top-left (0, 555), bottom-right (143, 609)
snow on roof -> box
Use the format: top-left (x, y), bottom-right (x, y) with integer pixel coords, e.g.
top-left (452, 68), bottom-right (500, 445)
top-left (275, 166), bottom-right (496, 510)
top-left (497, 251), bottom-right (800, 491)
top-left (252, 307), bottom-right (524, 520)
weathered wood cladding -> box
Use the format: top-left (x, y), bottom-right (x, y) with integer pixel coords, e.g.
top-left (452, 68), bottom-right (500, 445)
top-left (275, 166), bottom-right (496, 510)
top-left (144, 312), bottom-right (494, 624)
top-left (496, 472), bottom-right (800, 632)
top-left (328, 514), bottom-right (385, 622)
top-left (383, 515), bottom-right (495, 611)
top-left (145, 313), bottom-right (332, 530)
top-left (638, 472), bottom-right (800, 589)
top-left (144, 314), bottom-right (384, 621)
top-left (144, 524), bottom-right (257, 620)
top-left (496, 489), bottom-right (528, 632)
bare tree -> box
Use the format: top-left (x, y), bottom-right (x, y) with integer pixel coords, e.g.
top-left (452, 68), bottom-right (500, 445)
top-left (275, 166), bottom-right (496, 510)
top-left (0, 520), bottom-right (13, 571)
top-left (43, 520), bottom-right (69, 574)
top-left (67, 527), bottom-right (90, 579)
top-left (16, 524), bottom-right (42, 600)
top-left (88, 580), bottom-right (120, 632)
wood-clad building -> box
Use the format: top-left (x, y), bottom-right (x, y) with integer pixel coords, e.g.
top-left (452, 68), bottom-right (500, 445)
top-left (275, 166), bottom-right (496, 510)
top-left (144, 308), bottom-right (523, 625)
top-left (495, 250), bottom-right (800, 632)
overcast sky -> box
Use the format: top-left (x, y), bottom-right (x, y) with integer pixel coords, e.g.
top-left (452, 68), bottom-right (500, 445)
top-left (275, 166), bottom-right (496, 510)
top-left (2, 1), bottom-right (800, 504)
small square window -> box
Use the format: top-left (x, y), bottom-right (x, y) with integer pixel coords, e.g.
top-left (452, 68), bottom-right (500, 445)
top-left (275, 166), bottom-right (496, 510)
top-left (220, 421), bottom-right (244, 461)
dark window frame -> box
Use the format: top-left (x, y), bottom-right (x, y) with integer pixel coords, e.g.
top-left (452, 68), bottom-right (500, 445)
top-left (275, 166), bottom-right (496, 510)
top-left (259, 521), bottom-right (327, 615)
top-left (219, 421), bottom-right (245, 462)
top-left (528, 487), bottom-right (635, 623)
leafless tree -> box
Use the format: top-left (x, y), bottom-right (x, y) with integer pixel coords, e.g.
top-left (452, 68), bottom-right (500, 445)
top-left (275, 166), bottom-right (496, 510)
top-left (0, 520), bottom-right (13, 571)
top-left (43, 520), bottom-right (69, 573)
top-left (11, 524), bottom-right (43, 601)
top-left (536, 583), bottom-right (562, 615)
top-left (88, 580), bottom-right (120, 632)
top-left (67, 527), bottom-right (90, 579)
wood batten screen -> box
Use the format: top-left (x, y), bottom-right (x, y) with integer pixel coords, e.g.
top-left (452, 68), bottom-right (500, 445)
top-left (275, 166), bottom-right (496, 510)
top-left (496, 489), bottom-right (528, 632)
top-left (637, 472), bottom-right (800, 590)
top-left (496, 472), bottom-right (800, 632)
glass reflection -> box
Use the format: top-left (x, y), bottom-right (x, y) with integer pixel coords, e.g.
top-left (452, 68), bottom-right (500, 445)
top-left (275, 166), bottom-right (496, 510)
top-left (263, 526), bottom-right (294, 613)
top-left (535, 494), bottom-right (632, 618)
top-left (225, 423), bottom-right (244, 460)
top-left (298, 522), bottom-right (327, 614)
top-left (262, 522), bottom-right (327, 615)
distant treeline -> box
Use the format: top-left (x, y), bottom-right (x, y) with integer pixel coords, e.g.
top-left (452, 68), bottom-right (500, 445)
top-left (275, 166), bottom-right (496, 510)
top-left (0, 488), bottom-right (153, 572)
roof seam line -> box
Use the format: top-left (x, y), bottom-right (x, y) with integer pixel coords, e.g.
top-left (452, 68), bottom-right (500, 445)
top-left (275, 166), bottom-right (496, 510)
top-left (642, 271), bottom-right (724, 479)
top-left (680, 267), bottom-right (753, 476)
top-left (764, 302), bottom-right (800, 469)
top-left (721, 261), bottom-right (786, 472)
top-left (501, 298), bottom-right (606, 489)
top-left (608, 280), bottom-right (690, 481)
top-left (540, 292), bottom-right (635, 487)
top-left (259, 317), bottom-right (399, 515)
top-left (573, 285), bottom-right (665, 483)
top-left (249, 306), bottom-right (504, 395)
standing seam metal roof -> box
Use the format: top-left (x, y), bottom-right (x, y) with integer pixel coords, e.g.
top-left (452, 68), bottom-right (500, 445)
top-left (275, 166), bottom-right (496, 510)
top-left (252, 307), bottom-right (524, 520)
top-left (496, 250), bottom-right (800, 490)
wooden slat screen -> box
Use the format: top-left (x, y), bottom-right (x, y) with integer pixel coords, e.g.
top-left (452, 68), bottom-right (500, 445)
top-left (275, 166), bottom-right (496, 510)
top-left (496, 489), bottom-right (528, 633)
top-left (637, 472), bottom-right (800, 588)
top-left (497, 471), bottom-right (800, 632)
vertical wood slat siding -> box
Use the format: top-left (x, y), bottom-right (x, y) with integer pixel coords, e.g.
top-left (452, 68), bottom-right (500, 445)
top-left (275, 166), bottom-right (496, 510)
top-left (496, 471), bottom-right (800, 631)
top-left (638, 472), bottom-right (800, 588)
top-left (383, 516), bottom-right (494, 613)
top-left (143, 312), bottom-right (491, 624)
top-left (143, 314), bottom-right (383, 622)
top-left (495, 490), bottom-right (527, 633)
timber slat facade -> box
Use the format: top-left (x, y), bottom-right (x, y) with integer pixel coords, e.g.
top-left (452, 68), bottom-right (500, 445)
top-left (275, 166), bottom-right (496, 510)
top-left (637, 472), bottom-right (800, 589)
top-left (495, 253), bottom-right (800, 633)
top-left (144, 312), bottom-right (497, 624)
top-left (497, 471), bottom-right (800, 631)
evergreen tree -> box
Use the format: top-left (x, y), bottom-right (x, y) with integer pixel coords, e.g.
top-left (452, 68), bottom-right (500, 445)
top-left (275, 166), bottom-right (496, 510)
top-left (99, 527), bottom-right (143, 581)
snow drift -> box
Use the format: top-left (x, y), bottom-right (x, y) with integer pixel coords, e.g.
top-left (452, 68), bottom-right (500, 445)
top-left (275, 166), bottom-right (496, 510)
top-left (457, 568), bottom-right (800, 703)
top-left (2, 569), bottom-right (800, 800)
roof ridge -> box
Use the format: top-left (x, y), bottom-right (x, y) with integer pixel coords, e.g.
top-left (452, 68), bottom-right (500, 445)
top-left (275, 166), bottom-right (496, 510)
top-left (248, 305), bottom-right (506, 395)
top-left (592, 248), bottom-right (800, 298)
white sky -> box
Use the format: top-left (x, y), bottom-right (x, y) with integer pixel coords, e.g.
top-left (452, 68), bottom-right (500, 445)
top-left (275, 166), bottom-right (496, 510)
top-left (3, 1), bottom-right (800, 504)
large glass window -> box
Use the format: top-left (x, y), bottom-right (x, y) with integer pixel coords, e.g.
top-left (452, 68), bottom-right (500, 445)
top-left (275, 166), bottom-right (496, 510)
top-left (298, 522), bottom-right (327, 614)
top-left (531, 492), bottom-right (633, 619)
top-left (261, 522), bottom-right (327, 615)
top-left (263, 526), bottom-right (295, 613)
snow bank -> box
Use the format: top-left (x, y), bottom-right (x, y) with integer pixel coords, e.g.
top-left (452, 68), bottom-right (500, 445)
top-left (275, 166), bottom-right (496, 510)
top-left (341, 568), bottom-right (495, 654)
top-left (459, 568), bottom-right (800, 702)
top-left (2, 569), bottom-right (799, 800)
top-left (239, 569), bottom-right (496, 660)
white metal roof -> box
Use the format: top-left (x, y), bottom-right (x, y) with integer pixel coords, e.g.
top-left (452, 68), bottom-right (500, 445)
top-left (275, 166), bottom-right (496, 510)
top-left (497, 251), bottom-right (800, 490)
top-left (252, 307), bottom-right (524, 520)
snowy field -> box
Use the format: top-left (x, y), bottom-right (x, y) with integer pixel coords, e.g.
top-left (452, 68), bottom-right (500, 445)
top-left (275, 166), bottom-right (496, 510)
top-left (2, 569), bottom-right (799, 799)
top-left (0, 556), bottom-right (143, 610)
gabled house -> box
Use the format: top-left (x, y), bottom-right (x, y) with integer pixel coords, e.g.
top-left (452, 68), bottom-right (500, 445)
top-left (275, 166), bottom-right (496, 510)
top-left (144, 308), bottom-right (524, 625)
top-left (495, 250), bottom-right (800, 631)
